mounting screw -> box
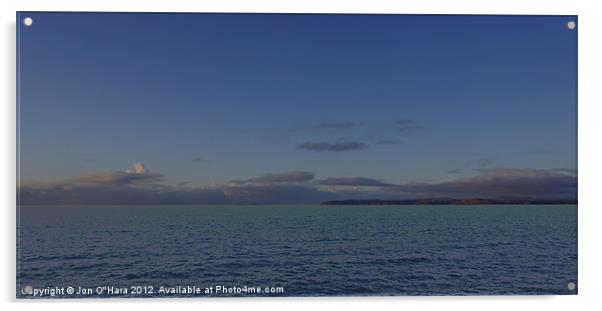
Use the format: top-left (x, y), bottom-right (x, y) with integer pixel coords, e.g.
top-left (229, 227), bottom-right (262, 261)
top-left (567, 21), bottom-right (576, 30)
top-left (567, 282), bottom-right (576, 291)
top-left (23, 17), bottom-right (33, 26)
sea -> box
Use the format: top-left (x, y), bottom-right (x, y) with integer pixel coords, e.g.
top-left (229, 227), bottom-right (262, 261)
top-left (16, 205), bottom-right (577, 298)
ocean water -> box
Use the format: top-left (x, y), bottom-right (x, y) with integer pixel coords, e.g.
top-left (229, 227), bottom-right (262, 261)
top-left (17, 205), bottom-right (577, 298)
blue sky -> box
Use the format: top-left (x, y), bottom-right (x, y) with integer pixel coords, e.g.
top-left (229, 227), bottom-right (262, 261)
top-left (17, 13), bottom-right (577, 204)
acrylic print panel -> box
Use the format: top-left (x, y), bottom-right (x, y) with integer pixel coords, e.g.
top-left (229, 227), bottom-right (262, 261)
top-left (16, 12), bottom-right (577, 298)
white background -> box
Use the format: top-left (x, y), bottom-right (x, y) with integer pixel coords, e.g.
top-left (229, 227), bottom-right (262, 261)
top-left (1, 0), bottom-right (600, 310)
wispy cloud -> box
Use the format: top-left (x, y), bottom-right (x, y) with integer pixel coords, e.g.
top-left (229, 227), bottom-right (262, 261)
top-left (247, 171), bottom-right (315, 184)
top-left (298, 141), bottom-right (367, 152)
top-left (318, 177), bottom-right (398, 187)
top-left (282, 119), bottom-right (420, 153)
top-left (70, 171), bottom-right (163, 186)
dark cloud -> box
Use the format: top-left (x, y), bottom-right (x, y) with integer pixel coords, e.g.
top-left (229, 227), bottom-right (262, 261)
top-left (393, 168), bottom-right (577, 199)
top-left (285, 119), bottom-right (419, 152)
top-left (69, 171), bottom-right (164, 186)
top-left (247, 171), bottom-right (315, 184)
top-left (318, 177), bottom-right (398, 188)
top-left (298, 141), bottom-right (367, 152)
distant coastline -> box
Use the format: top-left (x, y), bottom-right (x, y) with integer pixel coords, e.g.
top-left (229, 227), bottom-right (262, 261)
top-left (320, 198), bottom-right (578, 205)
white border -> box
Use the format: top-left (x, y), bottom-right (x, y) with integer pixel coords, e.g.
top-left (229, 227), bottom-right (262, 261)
top-left (2, 1), bottom-right (601, 310)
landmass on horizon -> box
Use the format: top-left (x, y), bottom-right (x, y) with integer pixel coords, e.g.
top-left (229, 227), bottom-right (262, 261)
top-left (320, 198), bottom-right (578, 205)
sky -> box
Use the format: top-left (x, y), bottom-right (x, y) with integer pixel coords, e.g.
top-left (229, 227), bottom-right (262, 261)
top-left (17, 13), bottom-right (577, 204)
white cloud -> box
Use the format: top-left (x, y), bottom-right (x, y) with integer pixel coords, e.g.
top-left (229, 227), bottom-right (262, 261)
top-left (126, 162), bottom-right (148, 174)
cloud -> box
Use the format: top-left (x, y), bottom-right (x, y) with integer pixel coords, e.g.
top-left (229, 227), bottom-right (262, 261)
top-left (69, 171), bottom-right (163, 186)
top-left (318, 177), bottom-right (398, 188)
top-left (393, 168), bottom-right (577, 199)
top-left (18, 164), bottom-right (576, 205)
top-left (126, 162), bottom-right (147, 174)
top-left (68, 162), bottom-right (163, 186)
top-left (247, 171), bottom-right (315, 184)
top-left (285, 119), bottom-right (419, 152)
top-left (298, 141), bottom-right (367, 152)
